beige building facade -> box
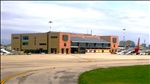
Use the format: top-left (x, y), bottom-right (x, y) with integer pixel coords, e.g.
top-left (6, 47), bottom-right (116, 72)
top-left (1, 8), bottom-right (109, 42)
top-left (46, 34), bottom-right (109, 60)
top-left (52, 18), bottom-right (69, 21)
top-left (11, 32), bottom-right (118, 54)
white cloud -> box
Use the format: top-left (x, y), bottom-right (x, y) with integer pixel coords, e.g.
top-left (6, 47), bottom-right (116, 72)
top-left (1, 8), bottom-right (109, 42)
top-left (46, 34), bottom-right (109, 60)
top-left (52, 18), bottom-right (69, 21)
top-left (11, 1), bottom-right (105, 20)
top-left (1, 1), bottom-right (149, 45)
top-left (124, 10), bottom-right (147, 18)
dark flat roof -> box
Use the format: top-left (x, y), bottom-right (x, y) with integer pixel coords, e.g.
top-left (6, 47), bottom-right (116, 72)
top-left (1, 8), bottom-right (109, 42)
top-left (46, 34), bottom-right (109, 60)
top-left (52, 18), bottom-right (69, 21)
top-left (71, 36), bottom-right (110, 43)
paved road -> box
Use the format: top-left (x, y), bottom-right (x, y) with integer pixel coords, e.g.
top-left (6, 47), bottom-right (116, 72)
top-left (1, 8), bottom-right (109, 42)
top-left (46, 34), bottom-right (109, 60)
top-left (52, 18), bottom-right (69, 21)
top-left (1, 54), bottom-right (149, 84)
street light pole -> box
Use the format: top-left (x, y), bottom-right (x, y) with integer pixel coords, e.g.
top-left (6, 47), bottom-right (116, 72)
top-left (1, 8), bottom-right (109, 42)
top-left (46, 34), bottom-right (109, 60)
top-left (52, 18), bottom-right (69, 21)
top-left (49, 21), bottom-right (52, 32)
top-left (49, 21), bottom-right (52, 54)
top-left (123, 28), bottom-right (126, 50)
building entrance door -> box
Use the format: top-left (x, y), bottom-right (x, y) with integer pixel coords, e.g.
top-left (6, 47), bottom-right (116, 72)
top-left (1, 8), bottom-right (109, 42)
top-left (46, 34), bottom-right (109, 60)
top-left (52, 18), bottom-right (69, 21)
top-left (71, 48), bottom-right (78, 54)
top-left (61, 48), bottom-right (64, 54)
top-left (66, 48), bottom-right (68, 54)
top-left (39, 48), bottom-right (43, 53)
top-left (79, 47), bottom-right (86, 54)
top-left (51, 48), bottom-right (57, 54)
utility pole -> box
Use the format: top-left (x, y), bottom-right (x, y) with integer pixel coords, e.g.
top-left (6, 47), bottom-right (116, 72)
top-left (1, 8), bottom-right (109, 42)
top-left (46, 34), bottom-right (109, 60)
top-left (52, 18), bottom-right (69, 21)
top-left (48, 21), bottom-right (52, 54)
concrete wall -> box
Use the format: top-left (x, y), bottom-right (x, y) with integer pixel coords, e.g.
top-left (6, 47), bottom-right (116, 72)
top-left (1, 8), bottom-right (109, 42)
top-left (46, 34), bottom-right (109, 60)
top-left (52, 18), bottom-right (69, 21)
top-left (11, 34), bottom-right (21, 51)
top-left (48, 32), bottom-right (60, 53)
top-left (101, 36), bottom-right (118, 52)
top-left (21, 33), bottom-right (47, 50)
top-left (12, 33), bottom-right (48, 51)
top-left (59, 32), bottom-right (71, 54)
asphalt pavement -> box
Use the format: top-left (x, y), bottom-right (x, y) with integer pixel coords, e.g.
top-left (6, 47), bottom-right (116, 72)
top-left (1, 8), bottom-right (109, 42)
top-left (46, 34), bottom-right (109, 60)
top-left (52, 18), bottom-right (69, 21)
top-left (1, 54), bottom-right (149, 84)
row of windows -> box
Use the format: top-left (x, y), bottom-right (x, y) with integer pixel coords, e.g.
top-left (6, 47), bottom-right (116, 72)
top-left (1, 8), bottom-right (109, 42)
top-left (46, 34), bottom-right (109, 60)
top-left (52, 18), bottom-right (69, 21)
top-left (71, 42), bottom-right (110, 47)
top-left (22, 42), bottom-right (110, 47)
top-left (14, 36), bottom-right (59, 40)
top-left (22, 42), bottom-right (47, 46)
top-left (51, 35), bottom-right (68, 41)
top-left (13, 36), bottom-right (29, 40)
top-left (13, 35), bottom-right (68, 40)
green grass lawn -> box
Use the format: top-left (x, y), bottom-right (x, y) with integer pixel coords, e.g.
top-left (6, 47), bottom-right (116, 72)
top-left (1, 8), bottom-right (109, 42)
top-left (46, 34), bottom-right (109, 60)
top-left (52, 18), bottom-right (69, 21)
top-left (79, 65), bottom-right (150, 84)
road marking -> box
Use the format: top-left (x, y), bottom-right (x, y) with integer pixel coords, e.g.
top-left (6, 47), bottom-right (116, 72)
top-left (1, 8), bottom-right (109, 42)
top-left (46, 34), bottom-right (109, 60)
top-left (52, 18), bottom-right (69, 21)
top-left (1, 58), bottom-right (148, 84)
top-left (0, 68), bottom-right (53, 84)
top-left (0, 64), bottom-right (88, 84)
top-left (0, 66), bottom-right (76, 84)
top-left (70, 55), bottom-right (94, 62)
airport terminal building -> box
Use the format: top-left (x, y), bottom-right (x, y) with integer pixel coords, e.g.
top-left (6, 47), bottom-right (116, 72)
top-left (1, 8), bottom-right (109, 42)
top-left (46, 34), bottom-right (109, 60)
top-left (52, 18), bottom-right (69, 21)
top-left (11, 31), bottom-right (118, 54)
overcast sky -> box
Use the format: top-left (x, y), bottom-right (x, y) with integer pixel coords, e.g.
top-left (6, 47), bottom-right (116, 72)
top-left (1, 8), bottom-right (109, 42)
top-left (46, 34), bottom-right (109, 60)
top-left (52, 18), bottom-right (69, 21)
top-left (1, 1), bottom-right (150, 45)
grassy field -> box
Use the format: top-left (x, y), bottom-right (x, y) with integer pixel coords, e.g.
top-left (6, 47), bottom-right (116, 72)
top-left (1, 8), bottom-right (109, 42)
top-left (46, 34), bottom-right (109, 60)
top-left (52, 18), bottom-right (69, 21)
top-left (79, 65), bottom-right (150, 84)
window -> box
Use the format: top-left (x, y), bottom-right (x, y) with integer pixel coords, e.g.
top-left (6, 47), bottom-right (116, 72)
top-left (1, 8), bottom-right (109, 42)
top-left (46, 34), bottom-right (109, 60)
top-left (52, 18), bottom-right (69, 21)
top-left (62, 35), bottom-right (68, 41)
top-left (34, 37), bottom-right (36, 45)
top-left (51, 36), bottom-right (58, 38)
top-left (103, 43), bottom-right (109, 47)
top-left (88, 43), bottom-right (94, 47)
top-left (13, 37), bottom-right (19, 39)
top-left (23, 36), bottom-right (29, 40)
top-left (22, 36), bottom-right (29, 45)
top-left (96, 43), bottom-right (102, 47)
top-left (77, 43), bottom-right (79, 46)
top-left (108, 44), bottom-right (110, 47)
top-left (103, 43), bottom-right (110, 47)
top-left (114, 44), bottom-right (115, 48)
top-left (64, 43), bottom-right (66, 46)
top-left (39, 43), bottom-right (46, 45)
top-left (79, 43), bottom-right (86, 47)
top-left (112, 38), bottom-right (117, 43)
top-left (23, 42), bottom-right (28, 45)
top-left (94, 43), bottom-right (96, 47)
top-left (71, 42), bottom-right (78, 46)
top-left (86, 43), bottom-right (88, 46)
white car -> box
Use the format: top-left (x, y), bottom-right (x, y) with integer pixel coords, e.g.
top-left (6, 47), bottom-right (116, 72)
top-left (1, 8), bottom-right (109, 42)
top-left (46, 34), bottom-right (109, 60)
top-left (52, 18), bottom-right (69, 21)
top-left (139, 51), bottom-right (145, 55)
